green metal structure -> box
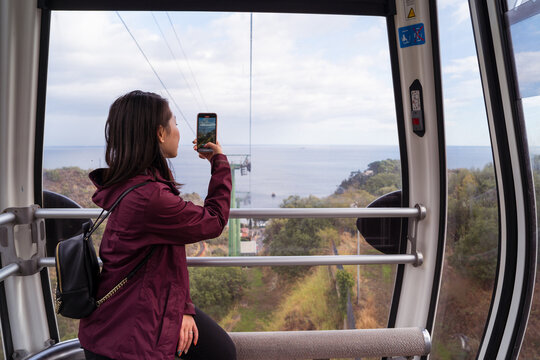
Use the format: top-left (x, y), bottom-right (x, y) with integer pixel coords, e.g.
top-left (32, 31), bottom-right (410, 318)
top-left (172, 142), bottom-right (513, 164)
top-left (228, 157), bottom-right (250, 256)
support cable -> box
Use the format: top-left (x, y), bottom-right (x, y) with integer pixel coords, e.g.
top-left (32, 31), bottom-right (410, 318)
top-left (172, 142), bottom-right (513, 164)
top-left (151, 12), bottom-right (204, 112)
top-left (166, 12), bottom-right (209, 111)
top-left (116, 12), bottom-right (195, 136)
top-left (249, 13), bottom-right (253, 200)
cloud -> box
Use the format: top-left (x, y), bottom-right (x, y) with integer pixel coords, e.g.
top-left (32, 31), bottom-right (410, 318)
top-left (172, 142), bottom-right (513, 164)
top-left (45, 12), bottom-right (399, 146)
top-left (438, 0), bottom-right (471, 25)
top-left (443, 56), bottom-right (480, 79)
top-left (514, 51), bottom-right (540, 97)
top-left (441, 54), bottom-right (490, 146)
top-left (442, 56), bottom-right (484, 116)
top-left (522, 96), bottom-right (540, 147)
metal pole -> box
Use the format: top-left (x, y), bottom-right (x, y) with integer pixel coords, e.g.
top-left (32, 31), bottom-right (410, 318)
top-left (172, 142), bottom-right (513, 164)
top-left (228, 165), bottom-right (240, 256)
top-left (34, 206), bottom-right (425, 219)
top-left (230, 207), bottom-right (422, 218)
top-left (357, 230), bottom-right (360, 305)
top-left (0, 263), bottom-right (20, 283)
top-left (38, 254), bottom-right (419, 268)
top-left (248, 12), bottom-right (253, 199)
top-left (0, 212), bottom-right (16, 226)
top-left (0, 1), bottom-right (50, 356)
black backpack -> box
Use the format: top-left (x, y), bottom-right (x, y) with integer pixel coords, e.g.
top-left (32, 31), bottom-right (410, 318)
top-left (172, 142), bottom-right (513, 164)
top-left (55, 181), bottom-right (153, 319)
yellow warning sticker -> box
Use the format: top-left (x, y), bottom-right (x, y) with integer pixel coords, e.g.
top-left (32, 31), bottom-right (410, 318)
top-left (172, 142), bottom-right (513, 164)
top-left (403, 0), bottom-right (418, 21)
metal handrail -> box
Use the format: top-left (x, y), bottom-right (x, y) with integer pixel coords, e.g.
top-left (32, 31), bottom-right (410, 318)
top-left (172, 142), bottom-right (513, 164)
top-left (38, 257), bottom-right (103, 268)
top-left (1, 254), bottom-right (422, 283)
top-left (27, 328), bottom-right (431, 359)
top-left (34, 206), bottom-right (424, 219)
top-left (37, 254), bottom-right (420, 268)
top-left (1, 206), bottom-right (426, 282)
top-left (0, 212), bottom-right (16, 226)
top-left (0, 263), bottom-right (20, 282)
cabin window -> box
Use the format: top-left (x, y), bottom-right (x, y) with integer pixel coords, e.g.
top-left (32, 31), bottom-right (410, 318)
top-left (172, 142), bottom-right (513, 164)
top-left (43, 11), bottom-right (403, 339)
top-left (431, 3), bottom-right (501, 358)
top-left (507, 1), bottom-right (540, 357)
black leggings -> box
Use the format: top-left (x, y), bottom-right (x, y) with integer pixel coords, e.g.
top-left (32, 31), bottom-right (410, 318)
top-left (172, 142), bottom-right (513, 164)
top-left (178, 307), bottom-right (236, 360)
top-left (84, 307), bottom-right (236, 360)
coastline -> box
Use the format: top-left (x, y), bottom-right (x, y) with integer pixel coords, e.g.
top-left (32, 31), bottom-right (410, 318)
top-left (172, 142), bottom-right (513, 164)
top-left (42, 145), bottom-right (540, 208)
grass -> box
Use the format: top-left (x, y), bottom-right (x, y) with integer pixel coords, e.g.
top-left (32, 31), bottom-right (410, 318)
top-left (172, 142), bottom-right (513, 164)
top-left (264, 266), bottom-right (341, 331)
top-left (381, 264), bottom-right (393, 283)
top-left (220, 267), bottom-right (274, 332)
top-left (433, 342), bottom-right (453, 360)
top-left (221, 266), bottom-right (343, 333)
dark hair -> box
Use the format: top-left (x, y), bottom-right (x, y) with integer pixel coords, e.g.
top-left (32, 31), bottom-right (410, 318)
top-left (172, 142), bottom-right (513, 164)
top-left (102, 90), bottom-right (174, 187)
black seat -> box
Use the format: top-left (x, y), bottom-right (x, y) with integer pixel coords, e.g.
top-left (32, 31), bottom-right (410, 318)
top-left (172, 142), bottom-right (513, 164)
top-left (43, 191), bottom-right (92, 257)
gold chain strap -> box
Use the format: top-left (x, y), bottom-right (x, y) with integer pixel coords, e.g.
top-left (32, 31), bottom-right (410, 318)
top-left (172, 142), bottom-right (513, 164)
top-left (55, 277), bottom-right (129, 313)
top-left (96, 277), bottom-right (128, 307)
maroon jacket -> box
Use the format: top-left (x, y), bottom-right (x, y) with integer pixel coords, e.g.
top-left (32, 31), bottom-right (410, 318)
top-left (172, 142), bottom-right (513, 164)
top-left (78, 154), bottom-right (231, 359)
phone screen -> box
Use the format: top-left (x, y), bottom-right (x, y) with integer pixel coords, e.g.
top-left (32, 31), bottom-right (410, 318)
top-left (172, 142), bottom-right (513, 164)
top-left (197, 113), bottom-right (217, 150)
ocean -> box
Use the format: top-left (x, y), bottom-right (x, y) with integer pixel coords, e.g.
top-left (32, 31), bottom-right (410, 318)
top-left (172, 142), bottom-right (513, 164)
top-left (42, 145), bottom-right (539, 208)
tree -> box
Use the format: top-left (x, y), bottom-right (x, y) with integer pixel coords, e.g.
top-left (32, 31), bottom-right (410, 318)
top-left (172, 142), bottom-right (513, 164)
top-left (189, 267), bottom-right (247, 320)
top-left (364, 172), bottom-right (401, 195)
top-left (448, 165), bottom-right (498, 286)
top-left (337, 159), bottom-right (401, 194)
top-left (262, 196), bottom-right (336, 279)
top-left (336, 269), bottom-right (354, 315)
top-left (451, 207), bottom-right (498, 285)
top-left (265, 218), bottom-right (328, 279)
top-left (318, 227), bottom-right (341, 247)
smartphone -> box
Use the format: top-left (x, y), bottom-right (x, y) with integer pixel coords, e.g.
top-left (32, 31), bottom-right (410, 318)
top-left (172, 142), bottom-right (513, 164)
top-left (196, 113), bottom-right (217, 153)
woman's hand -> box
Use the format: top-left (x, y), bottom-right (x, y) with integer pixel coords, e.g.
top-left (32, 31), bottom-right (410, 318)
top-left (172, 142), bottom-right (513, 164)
top-left (193, 139), bottom-right (223, 161)
top-left (177, 314), bottom-right (198, 356)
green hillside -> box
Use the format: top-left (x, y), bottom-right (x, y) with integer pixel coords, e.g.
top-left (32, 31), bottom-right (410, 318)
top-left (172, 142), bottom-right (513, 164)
top-left (38, 156), bottom-right (540, 360)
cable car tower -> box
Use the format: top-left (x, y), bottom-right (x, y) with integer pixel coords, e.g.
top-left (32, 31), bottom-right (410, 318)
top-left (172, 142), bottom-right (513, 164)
top-left (228, 155), bottom-right (251, 256)
top-left (228, 13), bottom-right (253, 256)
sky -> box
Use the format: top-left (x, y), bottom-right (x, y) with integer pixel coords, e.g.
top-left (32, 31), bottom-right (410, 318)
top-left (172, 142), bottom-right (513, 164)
top-left (43, 0), bottom-right (540, 147)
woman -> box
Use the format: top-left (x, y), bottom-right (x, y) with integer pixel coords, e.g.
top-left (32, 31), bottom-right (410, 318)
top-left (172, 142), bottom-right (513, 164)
top-left (78, 90), bottom-right (236, 360)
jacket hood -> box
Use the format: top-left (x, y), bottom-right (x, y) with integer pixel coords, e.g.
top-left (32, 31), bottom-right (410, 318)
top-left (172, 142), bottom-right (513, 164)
top-left (89, 168), bottom-right (179, 210)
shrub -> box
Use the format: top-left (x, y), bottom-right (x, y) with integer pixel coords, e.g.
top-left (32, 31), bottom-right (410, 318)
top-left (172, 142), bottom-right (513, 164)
top-left (336, 269), bottom-right (354, 315)
top-left (189, 267), bottom-right (247, 320)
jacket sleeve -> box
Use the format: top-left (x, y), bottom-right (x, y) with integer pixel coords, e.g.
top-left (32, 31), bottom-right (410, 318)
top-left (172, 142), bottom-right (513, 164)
top-left (183, 291), bottom-right (196, 315)
top-left (144, 154), bottom-right (232, 245)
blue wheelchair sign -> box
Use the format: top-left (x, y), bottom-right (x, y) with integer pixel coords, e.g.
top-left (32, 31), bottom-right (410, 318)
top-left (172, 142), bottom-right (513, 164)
top-left (398, 23), bottom-right (426, 48)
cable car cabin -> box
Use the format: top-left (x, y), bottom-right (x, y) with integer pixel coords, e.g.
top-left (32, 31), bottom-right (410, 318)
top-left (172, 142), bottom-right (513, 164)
top-left (0, 0), bottom-right (538, 359)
